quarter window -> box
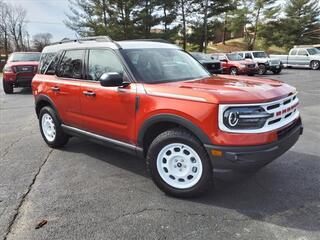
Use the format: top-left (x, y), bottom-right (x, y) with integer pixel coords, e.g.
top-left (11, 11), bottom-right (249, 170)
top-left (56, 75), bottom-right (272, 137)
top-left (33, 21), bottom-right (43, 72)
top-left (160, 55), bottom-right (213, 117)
top-left (87, 49), bottom-right (124, 81)
top-left (56, 50), bottom-right (84, 79)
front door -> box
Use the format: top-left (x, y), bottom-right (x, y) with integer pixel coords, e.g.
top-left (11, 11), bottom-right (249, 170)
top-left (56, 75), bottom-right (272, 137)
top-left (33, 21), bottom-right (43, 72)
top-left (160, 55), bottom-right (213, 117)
top-left (80, 49), bottom-right (136, 144)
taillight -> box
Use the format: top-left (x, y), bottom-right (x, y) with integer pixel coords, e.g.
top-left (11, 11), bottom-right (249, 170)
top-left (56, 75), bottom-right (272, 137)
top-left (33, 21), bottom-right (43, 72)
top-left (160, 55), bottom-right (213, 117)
top-left (3, 65), bottom-right (13, 73)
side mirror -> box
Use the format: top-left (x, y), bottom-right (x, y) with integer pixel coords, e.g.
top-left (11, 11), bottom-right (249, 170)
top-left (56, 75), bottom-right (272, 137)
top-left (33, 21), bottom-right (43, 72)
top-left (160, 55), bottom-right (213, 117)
top-left (99, 72), bottom-right (127, 87)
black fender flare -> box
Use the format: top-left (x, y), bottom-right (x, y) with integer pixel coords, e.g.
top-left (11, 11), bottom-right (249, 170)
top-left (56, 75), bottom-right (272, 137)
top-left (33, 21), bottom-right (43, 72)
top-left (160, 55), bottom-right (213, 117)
top-left (137, 114), bottom-right (212, 147)
top-left (35, 94), bottom-right (61, 120)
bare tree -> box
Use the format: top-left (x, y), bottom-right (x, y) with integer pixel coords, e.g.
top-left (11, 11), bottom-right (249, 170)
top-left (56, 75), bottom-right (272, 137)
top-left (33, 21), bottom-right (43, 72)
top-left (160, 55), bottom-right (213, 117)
top-left (0, 0), bottom-right (10, 57)
top-left (6, 4), bottom-right (27, 51)
top-left (32, 33), bottom-right (53, 51)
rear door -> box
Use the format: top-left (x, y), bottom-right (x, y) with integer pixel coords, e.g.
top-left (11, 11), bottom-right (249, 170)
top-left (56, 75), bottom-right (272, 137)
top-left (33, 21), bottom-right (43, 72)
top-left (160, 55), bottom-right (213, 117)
top-left (80, 48), bottom-right (136, 143)
top-left (46, 50), bottom-right (84, 128)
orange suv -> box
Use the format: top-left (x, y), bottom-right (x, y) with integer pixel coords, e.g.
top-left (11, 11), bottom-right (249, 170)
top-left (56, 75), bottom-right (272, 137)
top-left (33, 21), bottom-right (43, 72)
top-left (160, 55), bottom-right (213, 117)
top-left (32, 36), bottom-right (303, 197)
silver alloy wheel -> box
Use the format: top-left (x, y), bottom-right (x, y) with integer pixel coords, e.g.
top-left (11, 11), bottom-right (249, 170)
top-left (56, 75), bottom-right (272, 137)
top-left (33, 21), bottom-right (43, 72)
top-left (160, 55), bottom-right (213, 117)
top-left (311, 61), bottom-right (319, 70)
top-left (258, 65), bottom-right (266, 75)
top-left (41, 113), bottom-right (56, 142)
top-left (156, 143), bottom-right (203, 189)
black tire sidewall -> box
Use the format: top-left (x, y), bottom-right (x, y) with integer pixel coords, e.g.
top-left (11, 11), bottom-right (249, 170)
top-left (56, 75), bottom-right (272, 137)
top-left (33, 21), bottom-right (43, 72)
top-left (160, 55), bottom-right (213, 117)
top-left (258, 64), bottom-right (266, 75)
top-left (311, 61), bottom-right (320, 70)
top-left (39, 106), bottom-right (68, 148)
top-left (3, 80), bottom-right (13, 94)
top-left (147, 129), bottom-right (213, 198)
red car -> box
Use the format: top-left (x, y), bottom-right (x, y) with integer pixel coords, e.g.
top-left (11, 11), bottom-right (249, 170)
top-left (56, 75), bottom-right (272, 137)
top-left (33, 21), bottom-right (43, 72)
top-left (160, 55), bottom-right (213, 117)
top-left (32, 37), bottom-right (302, 197)
top-left (211, 53), bottom-right (257, 76)
top-left (2, 52), bottom-right (40, 94)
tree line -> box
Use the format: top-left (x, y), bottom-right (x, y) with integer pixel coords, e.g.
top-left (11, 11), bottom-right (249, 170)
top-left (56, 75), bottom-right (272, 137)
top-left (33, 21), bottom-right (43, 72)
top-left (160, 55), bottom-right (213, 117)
top-left (0, 0), bottom-right (319, 58)
top-left (65, 0), bottom-right (320, 51)
top-left (0, 0), bottom-right (53, 58)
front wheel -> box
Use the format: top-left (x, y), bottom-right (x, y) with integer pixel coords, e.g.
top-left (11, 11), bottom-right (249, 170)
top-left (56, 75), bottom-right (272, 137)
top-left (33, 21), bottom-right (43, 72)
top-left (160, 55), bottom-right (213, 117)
top-left (39, 106), bottom-right (69, 148)
top-left (272, 68), bottom-right (282, 74)
top-left (3, 80), bottom-right (13, 94)
top-left (257, 64), bottom-right (267, 75)
top-left (310, 61), bottom-right (320, 70)
top-left (146, 128), bottom-right (213, 198)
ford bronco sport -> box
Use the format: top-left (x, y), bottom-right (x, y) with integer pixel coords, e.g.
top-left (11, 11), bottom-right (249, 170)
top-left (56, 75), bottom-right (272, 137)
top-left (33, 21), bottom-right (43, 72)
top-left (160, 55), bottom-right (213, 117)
top-left (3, 52), bottom-right (40, 94)
top-left (32, 36), bottom-right (303, 197)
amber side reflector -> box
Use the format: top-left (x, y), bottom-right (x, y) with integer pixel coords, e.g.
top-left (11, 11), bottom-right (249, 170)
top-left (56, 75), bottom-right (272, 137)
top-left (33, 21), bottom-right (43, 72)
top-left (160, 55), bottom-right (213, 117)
top-left (211, 150), bottom-right (223, 157)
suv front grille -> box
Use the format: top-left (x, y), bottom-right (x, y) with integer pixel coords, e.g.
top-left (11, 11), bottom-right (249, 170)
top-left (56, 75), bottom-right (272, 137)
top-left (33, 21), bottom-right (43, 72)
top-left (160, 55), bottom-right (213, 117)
top-left (14, 65), bottom-right (34, 73)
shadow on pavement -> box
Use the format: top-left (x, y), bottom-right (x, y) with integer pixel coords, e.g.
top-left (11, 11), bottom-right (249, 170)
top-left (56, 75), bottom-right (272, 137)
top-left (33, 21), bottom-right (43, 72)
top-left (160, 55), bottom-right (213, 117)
top-left (63, 137), bottom-right (320, 232)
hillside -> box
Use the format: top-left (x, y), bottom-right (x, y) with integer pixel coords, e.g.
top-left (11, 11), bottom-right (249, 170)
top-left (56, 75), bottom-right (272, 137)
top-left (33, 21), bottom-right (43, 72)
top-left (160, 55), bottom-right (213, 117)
top-left (206, 38), bottom-right (287, 54)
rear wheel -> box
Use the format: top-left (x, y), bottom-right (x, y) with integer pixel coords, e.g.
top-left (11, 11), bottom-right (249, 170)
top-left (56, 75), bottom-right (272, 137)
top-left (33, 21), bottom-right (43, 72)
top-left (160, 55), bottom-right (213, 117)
top-left (3, 80), bottom-right (13, 94)
top-left (229, 67), bottom-right (238, 75)
top-left (257, 64), bottom-right (267, 75)
top-left (39, 106), bottom-right (69, 148)
top-left (146, 128), bottom-right (213, 198)
top-left (310, 61), bottom-right (320, 70)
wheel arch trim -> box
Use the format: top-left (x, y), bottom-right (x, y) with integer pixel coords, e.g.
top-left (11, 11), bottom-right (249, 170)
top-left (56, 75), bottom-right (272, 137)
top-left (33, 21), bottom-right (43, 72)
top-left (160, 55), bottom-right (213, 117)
top-left (137, 114), bottom-right (212, 147)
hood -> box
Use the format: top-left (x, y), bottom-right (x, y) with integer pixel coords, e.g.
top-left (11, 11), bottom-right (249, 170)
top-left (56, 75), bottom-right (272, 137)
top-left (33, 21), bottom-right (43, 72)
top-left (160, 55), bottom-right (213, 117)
top-left (144, 75), bottom-right (296, 104)
top-left (198, 59), bottom-right (220, 64)
top-left (231, 60), bottom-right (255, 65)
top-left (7, 61), bottom-right (39, 66)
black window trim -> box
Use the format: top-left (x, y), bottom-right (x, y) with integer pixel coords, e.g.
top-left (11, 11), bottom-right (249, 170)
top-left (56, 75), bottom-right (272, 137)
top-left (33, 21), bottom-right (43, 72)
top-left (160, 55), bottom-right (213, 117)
top-left (83, 47), bottom-right (136, 84)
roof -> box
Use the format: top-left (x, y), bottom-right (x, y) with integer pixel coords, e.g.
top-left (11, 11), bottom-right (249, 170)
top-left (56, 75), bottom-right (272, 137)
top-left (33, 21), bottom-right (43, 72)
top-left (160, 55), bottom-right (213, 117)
top-left (236, 51), bottom-right (265, 53)
top-left (42, 36), bottom-right (180, 54)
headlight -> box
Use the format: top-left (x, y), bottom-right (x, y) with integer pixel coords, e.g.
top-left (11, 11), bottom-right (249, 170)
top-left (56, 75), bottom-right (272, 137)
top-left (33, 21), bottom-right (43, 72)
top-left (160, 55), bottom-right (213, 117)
top-left (3, 65), bottom-right (13, 73)
top-left (222, 106), bottom-right (273, 130)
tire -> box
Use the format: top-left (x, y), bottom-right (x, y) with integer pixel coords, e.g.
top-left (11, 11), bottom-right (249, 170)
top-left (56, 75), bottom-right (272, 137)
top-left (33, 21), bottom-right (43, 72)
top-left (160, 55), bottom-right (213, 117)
top-left (257, 64), bottom-right (267, 75)
top-left (146, 128), bottom-right (213, 198)
top-left (310, 61), bottom-right (320, 70)
top-left (39, 106), bottom-right (69, 148)
top-left (229, 67), bottom-right (238, 75)
top-left (3, 80), bottom-right (13, 94)
top-left (247, 73), bottom-right (255, 76)
top-left (272, 69), bottom-right (282, 74)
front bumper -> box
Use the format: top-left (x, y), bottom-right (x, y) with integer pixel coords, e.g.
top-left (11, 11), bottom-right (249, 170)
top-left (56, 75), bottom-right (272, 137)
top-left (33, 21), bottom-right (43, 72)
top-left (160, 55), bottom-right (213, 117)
top-left (205, 118), bottom-right (303, 170)
top-left (3, 73), bottom-right (35, 87)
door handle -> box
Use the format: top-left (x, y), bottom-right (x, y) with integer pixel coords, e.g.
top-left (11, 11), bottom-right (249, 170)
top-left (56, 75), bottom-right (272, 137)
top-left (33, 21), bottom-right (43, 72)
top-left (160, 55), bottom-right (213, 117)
top-left (83, 90), bottom-right (96, 97)
top-left (51, 86), bottom-right (60, 92)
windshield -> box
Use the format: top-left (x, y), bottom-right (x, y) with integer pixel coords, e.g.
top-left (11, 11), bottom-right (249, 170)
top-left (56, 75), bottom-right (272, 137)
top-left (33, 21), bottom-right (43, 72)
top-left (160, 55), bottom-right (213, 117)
top-left (8, 53), bottom-right (40, 62)
top-left (226, 53), bottom-right (243, 61)
top-left (307, 48), bottom-right (320, 55)
top-left (252, 52), bottom-right (268, 58)
top-left (121, 49), bottom-right (210, 84)
top-left (190, 52), bottom-right (212, 61)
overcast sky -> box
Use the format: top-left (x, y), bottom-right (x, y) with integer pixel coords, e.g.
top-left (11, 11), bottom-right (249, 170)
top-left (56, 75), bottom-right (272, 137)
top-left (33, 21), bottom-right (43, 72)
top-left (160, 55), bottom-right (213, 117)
top-left (4, 0), bottom-right (75, 42)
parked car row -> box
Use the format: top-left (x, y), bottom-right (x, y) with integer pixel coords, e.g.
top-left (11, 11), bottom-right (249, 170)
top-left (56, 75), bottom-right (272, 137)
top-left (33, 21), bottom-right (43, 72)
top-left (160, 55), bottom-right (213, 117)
top-left (190, 50), bottom-right (283, 76)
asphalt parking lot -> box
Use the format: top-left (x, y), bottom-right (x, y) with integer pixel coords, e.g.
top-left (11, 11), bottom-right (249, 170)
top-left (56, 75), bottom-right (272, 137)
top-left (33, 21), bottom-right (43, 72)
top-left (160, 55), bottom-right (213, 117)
top-left (0, 69), bottom-right (319, 240)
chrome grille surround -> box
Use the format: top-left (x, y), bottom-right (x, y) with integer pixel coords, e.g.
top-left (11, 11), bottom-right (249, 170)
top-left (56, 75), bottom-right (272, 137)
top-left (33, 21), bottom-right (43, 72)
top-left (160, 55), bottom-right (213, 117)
top-left (218, 93), bottom-right (300, 133)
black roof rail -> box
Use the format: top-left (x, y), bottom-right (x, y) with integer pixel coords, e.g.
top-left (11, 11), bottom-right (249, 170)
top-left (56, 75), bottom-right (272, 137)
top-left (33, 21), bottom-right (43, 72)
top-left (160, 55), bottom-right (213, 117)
top-left (50, 36), bottom-right (112, 45)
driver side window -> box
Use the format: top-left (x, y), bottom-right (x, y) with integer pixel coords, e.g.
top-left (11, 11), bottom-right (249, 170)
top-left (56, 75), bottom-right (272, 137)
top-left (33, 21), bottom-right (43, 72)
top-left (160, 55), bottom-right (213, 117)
top-left (87, 49), bottom-right (124, 81)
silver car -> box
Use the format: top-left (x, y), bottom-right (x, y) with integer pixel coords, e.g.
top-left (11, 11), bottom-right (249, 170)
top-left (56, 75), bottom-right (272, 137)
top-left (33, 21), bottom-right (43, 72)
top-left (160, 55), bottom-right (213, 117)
top-left (270, 47), bottom-right (320, 70)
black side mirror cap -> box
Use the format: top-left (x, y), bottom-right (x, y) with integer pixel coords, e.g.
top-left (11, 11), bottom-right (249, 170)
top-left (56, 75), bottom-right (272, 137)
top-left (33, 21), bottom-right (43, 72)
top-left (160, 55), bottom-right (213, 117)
top-left (99, 72), bottom-right (128, 87)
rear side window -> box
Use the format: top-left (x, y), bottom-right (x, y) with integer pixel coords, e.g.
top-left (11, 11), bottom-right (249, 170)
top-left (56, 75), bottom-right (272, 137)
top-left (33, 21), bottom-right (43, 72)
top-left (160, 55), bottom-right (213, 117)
top-left (290, 49), bottom-right (297, 55)
top-left (245, 53), bottom-right (252, 59)
top-left (39, 53), bottom-right (55, 74)
top-left (87, 49), bottom-right (124, 81)
top-left (56, 50), bottom-right (84, 79)
top-left (45, 53), bottom-right (61, 75)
